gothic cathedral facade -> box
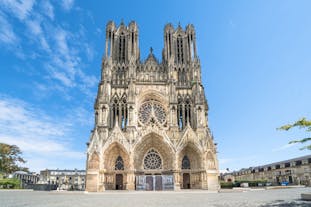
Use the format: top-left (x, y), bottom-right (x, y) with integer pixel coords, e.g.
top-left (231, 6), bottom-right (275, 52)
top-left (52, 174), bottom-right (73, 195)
top-left (85, 21), bottom-right (219, 191)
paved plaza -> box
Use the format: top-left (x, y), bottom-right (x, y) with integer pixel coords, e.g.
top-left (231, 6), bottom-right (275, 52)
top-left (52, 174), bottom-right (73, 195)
top-left (0, 187), bottom-right (311, 207)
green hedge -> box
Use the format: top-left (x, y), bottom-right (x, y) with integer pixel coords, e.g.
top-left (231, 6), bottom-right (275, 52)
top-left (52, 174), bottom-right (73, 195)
top-left (220, 181), bottom-right (234, 188)
top-left (221, 180), bottom-right (268, 188)
top-left (0, 178), bottom-right (21, 189)
top-left (235, 180), bottom-right (267, 187)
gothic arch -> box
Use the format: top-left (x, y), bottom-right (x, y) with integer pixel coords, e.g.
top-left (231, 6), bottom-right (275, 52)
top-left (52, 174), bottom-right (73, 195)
top-left (110, 92), bottom-right (128, 129)
top-left (178, 143), bottom-right (202, 170)
top-left (137, 90), bottom-right (168, 107)
top-left (182, 155), bottom-right (191, 169)
top-left (115, 156), bottom-right (125, 170)
top-left (103, 142), bottom-right (130, 171)
top-left (133, 133), bottom-right (174, 171)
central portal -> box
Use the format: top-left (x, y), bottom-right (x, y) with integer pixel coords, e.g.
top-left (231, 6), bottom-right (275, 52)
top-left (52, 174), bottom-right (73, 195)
top-left (136, 175), bottom-right (174, 191)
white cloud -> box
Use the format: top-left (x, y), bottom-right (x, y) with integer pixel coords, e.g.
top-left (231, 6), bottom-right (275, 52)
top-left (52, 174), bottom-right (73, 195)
top-left (26, 19), bottom-right (42, 35)
top-left (0, 95), bottom-right (86, 172)
top-left (42, 0), bottom-right (54, 20)
top-left (272, 143), bottom-right (297, 152)
top-left (61, 0), bottom-right (74, 11)
top-left (0, 0), bottom-right (35, 21)
top-left (0, 0), bottom-right (97, 97)
top-left (0, 11), bottom-right (19, 45)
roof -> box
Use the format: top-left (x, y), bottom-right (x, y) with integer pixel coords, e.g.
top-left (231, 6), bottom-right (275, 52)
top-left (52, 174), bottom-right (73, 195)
top-left (231, 154), bottom-right (311, 174)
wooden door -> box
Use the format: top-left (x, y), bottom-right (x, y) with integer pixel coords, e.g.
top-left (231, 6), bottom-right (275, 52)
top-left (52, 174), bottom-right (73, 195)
top-left (146, 176), bottom-right (154, 191)
top-left (116, 174), bottom-right (123, 190)
top-left (183, 173), bottom-right (190, 189)
top-left (155, 176), bottom-right (162, 191)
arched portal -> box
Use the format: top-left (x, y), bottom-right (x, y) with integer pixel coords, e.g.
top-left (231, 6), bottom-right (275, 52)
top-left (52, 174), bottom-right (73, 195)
top-left (134, 133), bottom-right (175, 191)
top-left (133, 133), bottom-right (174, 171)
top-left (178, 144), bottom-right (202, 189)
top-left (103, 142), bottom-right (130, 190)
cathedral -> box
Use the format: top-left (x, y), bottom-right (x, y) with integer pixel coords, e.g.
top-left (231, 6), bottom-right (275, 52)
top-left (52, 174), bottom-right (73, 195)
top-left (85, 21), bottom-right (219, 191)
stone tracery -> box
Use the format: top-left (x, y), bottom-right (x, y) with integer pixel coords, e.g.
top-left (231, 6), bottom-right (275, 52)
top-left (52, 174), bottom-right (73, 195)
top-left (86, 21), bottom-right (219, 192)
top-left (138, 100), bottom-right (166, 126)
top-left (143, 149), bottom-right (162, 170)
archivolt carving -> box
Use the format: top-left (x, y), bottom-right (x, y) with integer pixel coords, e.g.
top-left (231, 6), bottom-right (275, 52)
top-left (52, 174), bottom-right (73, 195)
top-left (178, 143), bottom-right (202, 170)
top-left (103, 125), bottom-right (130, 154)
top-left (103, 142), bottom-right (130, 171)
top-left (133, 133), bottom-right (175, 170)
top-left (176, 126), bottom-right (203, 153)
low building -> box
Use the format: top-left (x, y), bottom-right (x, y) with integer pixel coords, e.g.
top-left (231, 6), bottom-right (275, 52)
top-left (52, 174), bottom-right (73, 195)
top-left (225, 155), bottom-right (311, 186)
top-left (9, 171), bottom-right (39, 186)
top-left (39, 169), bottom-right (86, 190)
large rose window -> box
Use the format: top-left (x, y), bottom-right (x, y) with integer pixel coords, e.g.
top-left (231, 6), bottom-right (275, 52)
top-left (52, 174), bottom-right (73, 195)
top-left (143, 149), bottom-right (162, 170)
top-left (138, 101), bottom-right (166, 126)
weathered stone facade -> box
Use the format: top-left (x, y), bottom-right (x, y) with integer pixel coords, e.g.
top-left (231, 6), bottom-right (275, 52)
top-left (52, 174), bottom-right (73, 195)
top-left (39, 169), bottom-right (86, 190)
top-left (224, 155), bottom-right (311, 186)
top-left (85, 21), bottom-right (219, 191)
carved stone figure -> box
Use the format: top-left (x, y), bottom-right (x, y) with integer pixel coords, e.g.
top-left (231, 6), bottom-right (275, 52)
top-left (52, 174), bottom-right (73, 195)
top-left (86, 21), bottom-right (219, 191)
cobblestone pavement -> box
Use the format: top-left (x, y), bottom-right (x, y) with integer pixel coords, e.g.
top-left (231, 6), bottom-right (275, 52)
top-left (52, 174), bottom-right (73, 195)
top-left (0, 187), bottom-right (310, 207)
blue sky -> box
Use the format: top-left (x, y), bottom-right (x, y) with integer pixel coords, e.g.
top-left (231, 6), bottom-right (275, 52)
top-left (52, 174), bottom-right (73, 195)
top-left (0, 0), bottom-right (310, 173)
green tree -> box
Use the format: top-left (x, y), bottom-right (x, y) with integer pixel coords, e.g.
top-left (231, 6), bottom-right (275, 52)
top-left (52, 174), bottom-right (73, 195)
top-left (0, 143), bottom-right (28, 174)
top-left (278, 117), bottom-right (311, 150)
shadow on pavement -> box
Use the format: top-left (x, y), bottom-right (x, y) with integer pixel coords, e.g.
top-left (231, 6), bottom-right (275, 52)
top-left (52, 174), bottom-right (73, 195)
top-left (260, 199), bottom-right (311, 207)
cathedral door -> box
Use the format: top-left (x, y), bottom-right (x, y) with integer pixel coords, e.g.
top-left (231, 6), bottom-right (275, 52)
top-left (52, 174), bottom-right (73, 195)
top-left (146, 176), bottom-right (154, 191)
top-left (116, 174), bottom-right (123, 190)
top-left (183, 173), bottom-right (190, 189)
top-left (155, 176), bottom-right (162, 191)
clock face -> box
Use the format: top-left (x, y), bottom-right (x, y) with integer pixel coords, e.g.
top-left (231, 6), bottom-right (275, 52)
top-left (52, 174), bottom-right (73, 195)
top-left (138, 101), bottom-right (166, 126)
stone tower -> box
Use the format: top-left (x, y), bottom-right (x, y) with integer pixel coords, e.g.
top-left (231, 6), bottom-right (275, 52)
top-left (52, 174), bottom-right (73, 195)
top-left (85, 21), bottom-right (219, 191)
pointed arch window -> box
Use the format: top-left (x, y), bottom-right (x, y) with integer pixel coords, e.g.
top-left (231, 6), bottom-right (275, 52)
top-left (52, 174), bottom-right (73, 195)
top-left (185, 97), bottom-right (191, 126)
top-left (177, 96), bottom-right (183, 130)
top-left (119, 33), bottom-right (126, 62)
top-left (176, 35), bottom-right (184, 63)
top-left (182, 155), bottom-right (191, 169)
top-left (177, 95), bottom-right (192, 130)
top-left (115, 156), bottom-right (124, 170)
top-left (110, 94), bottom-right (128, 130)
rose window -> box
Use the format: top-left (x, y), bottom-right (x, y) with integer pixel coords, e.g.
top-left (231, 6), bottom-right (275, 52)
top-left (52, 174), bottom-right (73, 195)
top-left (138, 101), bottom-right (166, 125)
top-left (143, 149), bottom-right (162, 170)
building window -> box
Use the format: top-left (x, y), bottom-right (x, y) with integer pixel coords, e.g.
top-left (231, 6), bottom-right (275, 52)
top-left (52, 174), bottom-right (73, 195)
top-left (296, 160), bottom-right (302, 166)
top-left (177, 95), bottom-right (192, 130)
top-left (138, 101), bottom-right (166, 126)
top-left (143, 149), bottom-right (162, 170)
top-left (182, 155), bottom-right (191, 169)
top-left (285, 163), bottom-right (290, 168)
top-left (110, 94), bottom-right (128, 129)
top-left (115, 156), bottom-right (124, 170)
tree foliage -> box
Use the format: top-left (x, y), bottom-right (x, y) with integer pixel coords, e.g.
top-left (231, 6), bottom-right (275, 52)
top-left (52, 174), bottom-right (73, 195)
top-left (278, 117), bottom-right (311, 150)
top-left (0, 143), bottom-right (28, 174)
